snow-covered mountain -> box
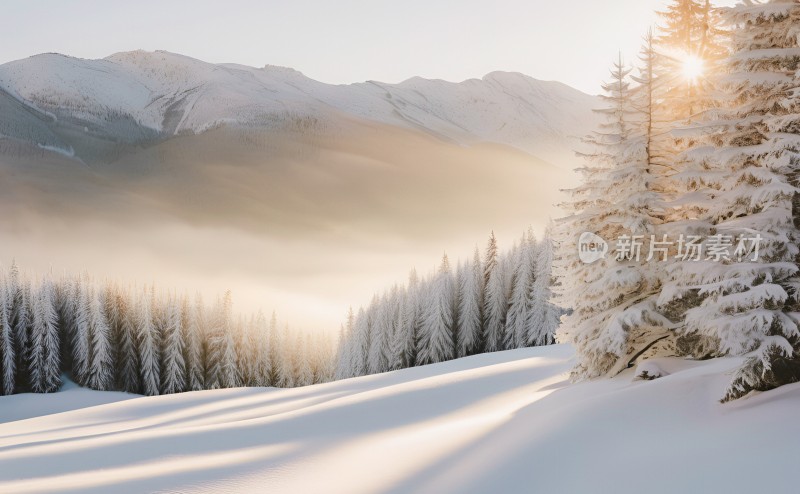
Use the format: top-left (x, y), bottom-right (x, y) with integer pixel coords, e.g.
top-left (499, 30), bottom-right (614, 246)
top-left (1, 345), bottom-right (797, 494)
top-left (0, 50), bottom-right (598, 164)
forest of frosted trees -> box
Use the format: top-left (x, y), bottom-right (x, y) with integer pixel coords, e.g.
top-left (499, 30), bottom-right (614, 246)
top-left (0, 263), bottom-right (335, 396)
top-left (334, 229), bottom-right (561, 379)
top-left (555, 0), bottom-right (800, 401)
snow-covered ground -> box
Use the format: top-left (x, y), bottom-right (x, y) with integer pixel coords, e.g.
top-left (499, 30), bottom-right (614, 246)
top-left (1, 345), bottom-right (796, 494)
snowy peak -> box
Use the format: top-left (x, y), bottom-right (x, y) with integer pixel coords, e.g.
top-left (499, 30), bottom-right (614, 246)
top-left (0, 50), bottom-right (599, 164)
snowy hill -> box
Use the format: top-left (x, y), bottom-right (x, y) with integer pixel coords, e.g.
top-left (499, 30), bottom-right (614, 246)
top-left (1, 344), bottom-right (797, 494)
top-left (0, 50), bottom-right (598, 164)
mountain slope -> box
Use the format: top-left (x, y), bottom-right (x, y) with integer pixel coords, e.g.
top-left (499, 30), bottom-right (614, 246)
top-left (0, 50), bottom-right (598, 164)
top-left (0, 345), bottom-right (797, 494)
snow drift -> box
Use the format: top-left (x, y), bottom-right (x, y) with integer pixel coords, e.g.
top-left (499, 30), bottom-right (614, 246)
top-left (0, 344), bottom-right (797, 494)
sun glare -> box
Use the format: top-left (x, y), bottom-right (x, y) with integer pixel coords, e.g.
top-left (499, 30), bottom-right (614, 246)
top-left (681, 54), bottom-right (705, 83)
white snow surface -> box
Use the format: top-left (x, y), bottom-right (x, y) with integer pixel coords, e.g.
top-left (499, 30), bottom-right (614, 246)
top-left (0, 51), bottom-right (598, 164)
top-left (1, 344), bottom-right (798, 494)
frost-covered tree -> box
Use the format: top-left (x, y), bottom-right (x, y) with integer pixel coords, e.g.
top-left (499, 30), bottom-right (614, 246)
top-left (527, 227), bottom-right (560, 347)
top-left (137, 288), bottom-right (161, 396)
top-left (106, 284), bottom-right (140, 393)
top-left (484, 238), bottom-right (508, 353)
top-left (296, 334), bottom-right (314, 386)
top-left (0, 280), bottom-right (16, 395)
top-left (335, 308), bottom-right (355, 379)
top-left (86, 286), bottom-right (114, 391)
top-left (348, 307), bottom-right (370, 377)
top-left (183, 295), bottom-right (205, 391)
top-left (160, 296), bottom-right (186, 394)
top-left (252, 311), bottom-right (271, 386)
top-left (71, 280), bottom-right (91, 387)
top-left (505, 230), bottom-right (537, 350)
top-left (387, 291), bottom-right (407, 371)
top-left (400, 269), bottom-right (421, 366)
top-left (268, 312), bottom-right (285, 386)
top-left (660, 1), bottom-right (800, 401)
top-left (417, 254), bottom-right (455, 365)
top-left (27, 279), bottom-right (61, 393)
top-left (205, 292), bottom-right (239, 389)
top-left (456, 248), bottom-right (483, 357)
top-left (367, 293), bottom-right (392, 374)
top-left (11, 276), bottom-right (31, 391)
top-left (555, 55), bottom-right (670, 379)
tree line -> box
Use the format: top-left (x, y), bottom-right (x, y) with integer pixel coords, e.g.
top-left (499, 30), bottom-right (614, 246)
top-left (0, 263), bottom-right (335, 396)
top-left (335, 228), bottom-right (560, 379)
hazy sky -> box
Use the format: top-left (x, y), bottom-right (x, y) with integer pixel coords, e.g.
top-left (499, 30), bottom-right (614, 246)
top-left (2, 0), bottom-right (739, 94)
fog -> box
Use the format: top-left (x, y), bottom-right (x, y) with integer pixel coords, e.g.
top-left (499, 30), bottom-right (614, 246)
top-left (0, 121), bottom-right (576, 331)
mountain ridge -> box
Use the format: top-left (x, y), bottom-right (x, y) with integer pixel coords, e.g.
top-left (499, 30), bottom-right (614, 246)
top-left (0, 50), bottom-right (599, 165)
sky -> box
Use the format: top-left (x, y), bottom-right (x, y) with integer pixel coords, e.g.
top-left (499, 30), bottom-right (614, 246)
top-left (1, 0), bottom-right (739, 95)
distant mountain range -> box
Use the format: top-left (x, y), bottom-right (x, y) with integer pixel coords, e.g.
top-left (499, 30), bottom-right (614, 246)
top-left (0, 50), bottom-right (598, 165)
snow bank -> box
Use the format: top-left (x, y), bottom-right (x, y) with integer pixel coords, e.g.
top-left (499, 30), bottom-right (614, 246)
top-left (0, 345), bottom-right (796, 494)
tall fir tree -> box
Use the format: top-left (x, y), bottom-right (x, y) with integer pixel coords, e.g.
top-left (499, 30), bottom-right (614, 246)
top-left (505, 230), bottom-right (537, 350)
top-left (555, 55), bottom-right (671, 378)
top-left (137, 288), bottom-right (161, 396)
top-left (527, 227), bottom-right (560, 346)
top-left (86, 286), bottom-right (114, 391)
top-left (160, 296), bottom-right (186, 394)
top-left (456, 248), bottom-right (484, 357)
top-left (417, 254), bottom-right (456, 365)
top-left (182, 295), bottom-right (205, 391)
top-left (660, 0), bottom-right (800, 401)
top-left (205, 292), bottom-right (239, 389)
top-left (484, 243), bottom-right (508, 353)
top-left (0, 280), bottom-right (15, 395)
top-left (27, 279), bottom-right (61, 393)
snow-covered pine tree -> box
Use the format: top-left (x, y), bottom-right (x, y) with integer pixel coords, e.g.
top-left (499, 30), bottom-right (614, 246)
top-left (11, 275), bottom-right (31, 392)
top-left (313, 332), bottom-right (335, 383)
top-left (137, 288), bottom-right (161, 396)
top-left (555, 55), bottom-right (669, 379)
top-left (660, 0), bottom-right (800, 401)
top-left (233, 315), bottom-right (256, 386)
top-left (401, 269), bottom-right (421, 366)
top-left (268, 312), bottom-right (284, 386)
top-left (275, 324), bottom-right (295, 388)
top-left (105, 284), bottom-right (141, 393)
top-left (526, 226), bottom-right (560, 346)
top-left (505, 230), bottom-right (537, 350)
top-left (27, 278), bottom-right (61, 393)
top-left (55, 275), bottom-right (77, 374)
top-left (348, 307), bottom-right (370, 377)
top-left (417, 254), bottom-right (456, 365)
top-left (182, 294), bottom-right (205, 391)
top-left (335, 308), bottom-right (355, 379)
top-left (160, 295), bottom-right (186, 394)
top-left (367, 293), bottom-right (392, 374)
top-left (205, 292), bottom-right (239, 389)
top-left (70, 279), bottom-right (91, 387)
top-left (296, 334), bottom-right (314, 386)
top-left (484, 235), bottom-right (508, 353)
top-left (86, 285), bottom-right (114, 391)
top-left (387, 289), bottom-right (407, 371)
top-left (252, 310), bottom-right (271, 386)
top-left (456, 248), bottom-right (483, 357)
top-left (0, 279), bottom-right (15, 395)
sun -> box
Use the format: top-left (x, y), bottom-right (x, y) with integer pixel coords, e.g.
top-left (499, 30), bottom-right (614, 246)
top-left (681, 54), bottom-right (705, 83)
